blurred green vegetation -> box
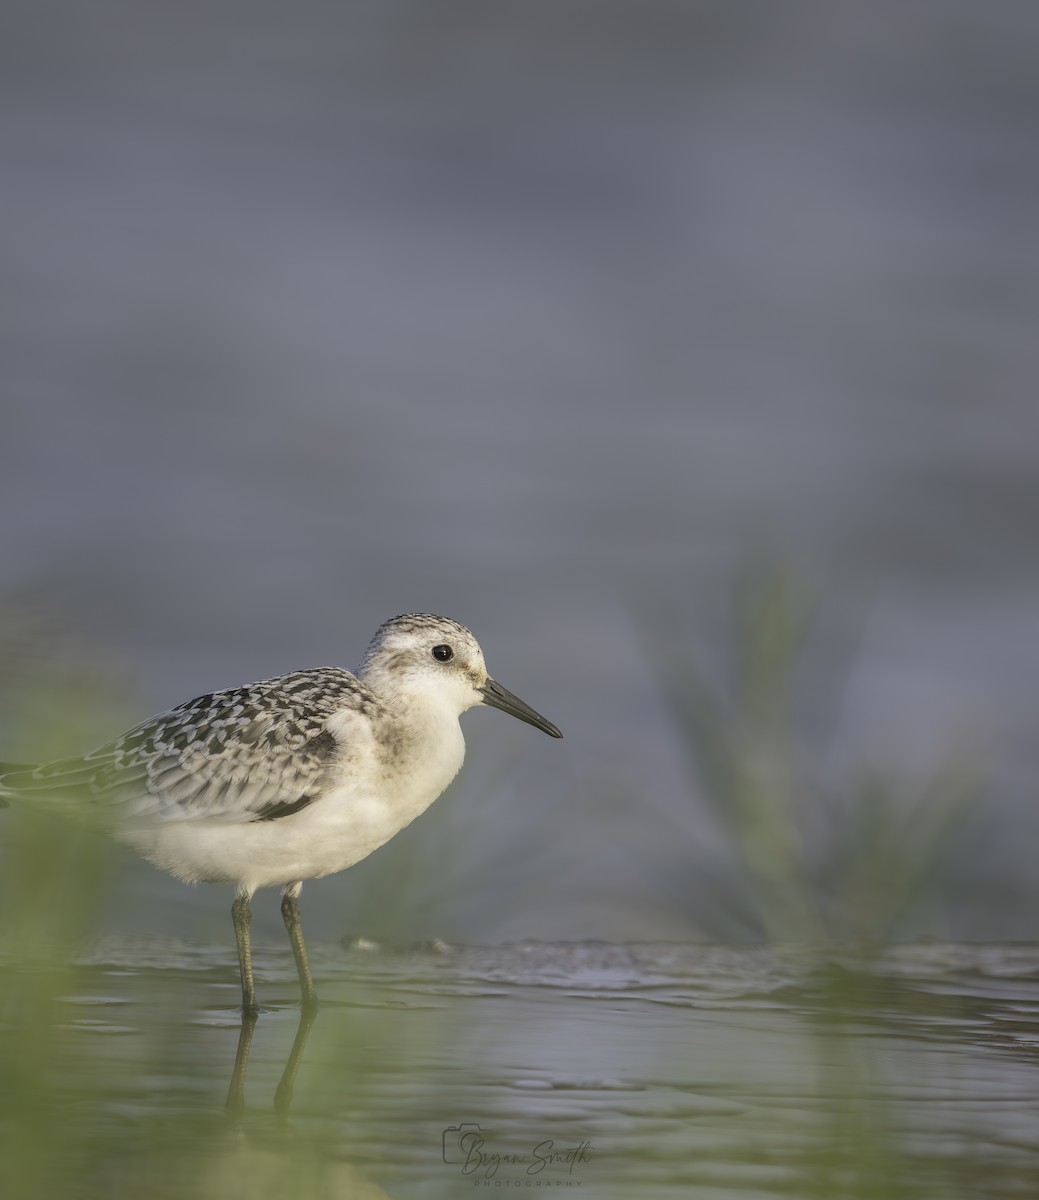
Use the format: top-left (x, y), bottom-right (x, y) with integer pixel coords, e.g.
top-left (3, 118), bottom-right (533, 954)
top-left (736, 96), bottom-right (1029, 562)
top-left (645, 561), bottom-right (981, 944)
top-left (638, 562), bottom-right (998, 1199)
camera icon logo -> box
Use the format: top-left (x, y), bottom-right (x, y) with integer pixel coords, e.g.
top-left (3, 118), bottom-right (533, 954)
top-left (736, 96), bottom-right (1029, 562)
top-left (442, 1122), bottom-right (484, 1164)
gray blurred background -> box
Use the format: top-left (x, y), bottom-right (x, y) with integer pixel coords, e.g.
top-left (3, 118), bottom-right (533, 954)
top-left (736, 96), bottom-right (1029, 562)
top-left (1, 0), bottom-right (1037, 945)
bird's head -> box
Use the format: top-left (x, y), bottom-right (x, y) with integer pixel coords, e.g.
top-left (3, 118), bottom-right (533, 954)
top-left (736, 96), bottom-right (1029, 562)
top-left (359, 613), bottom-right (562, 737)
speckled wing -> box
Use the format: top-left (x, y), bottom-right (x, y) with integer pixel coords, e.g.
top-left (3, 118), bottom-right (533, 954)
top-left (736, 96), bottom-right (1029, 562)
top-left (0, 668), bottom-right (379, 825)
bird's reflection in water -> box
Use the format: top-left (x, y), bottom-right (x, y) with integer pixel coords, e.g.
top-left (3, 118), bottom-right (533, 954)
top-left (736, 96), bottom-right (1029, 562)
top-left (225, 1005), bottom-right (318, 1120)
top-left (218, 1006), bottom-right (394, 1199)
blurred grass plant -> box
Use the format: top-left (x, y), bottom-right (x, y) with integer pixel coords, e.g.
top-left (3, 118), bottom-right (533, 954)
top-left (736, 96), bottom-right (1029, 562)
top-left (647, 564), bottom-right (991, 1198)
top-left (0, 615), bottom-right (126, 1200)
top-left (646, 561), bottom-right (980, 944)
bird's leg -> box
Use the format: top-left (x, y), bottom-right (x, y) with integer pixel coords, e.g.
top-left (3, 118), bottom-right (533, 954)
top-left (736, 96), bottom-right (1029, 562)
top-left (281, 881), bottom-right (318, 1011)
top-left (232, 888), bottom-right (259, 1015)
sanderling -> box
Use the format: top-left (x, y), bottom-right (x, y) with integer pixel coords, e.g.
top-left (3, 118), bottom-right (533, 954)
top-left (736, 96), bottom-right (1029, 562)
top-left (0, 614), bottom-right (561, 1013)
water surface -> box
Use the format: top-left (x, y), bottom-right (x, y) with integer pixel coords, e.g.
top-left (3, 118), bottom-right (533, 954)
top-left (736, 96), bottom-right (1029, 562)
top-left (6, 939), bottom-right (1037, 1198)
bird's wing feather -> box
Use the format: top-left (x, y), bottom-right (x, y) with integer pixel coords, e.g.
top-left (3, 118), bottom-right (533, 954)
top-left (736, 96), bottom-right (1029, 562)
top-left (0, 668), bottom-right (382, 825)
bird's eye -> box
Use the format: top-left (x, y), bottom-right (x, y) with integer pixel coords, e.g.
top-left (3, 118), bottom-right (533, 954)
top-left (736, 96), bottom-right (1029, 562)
top-left (431, 644), bottom-right (453, 662)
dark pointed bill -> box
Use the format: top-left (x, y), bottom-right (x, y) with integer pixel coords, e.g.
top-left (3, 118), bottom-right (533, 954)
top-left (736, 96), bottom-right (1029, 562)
top-left (479, 678), bottom-right (563, 738)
